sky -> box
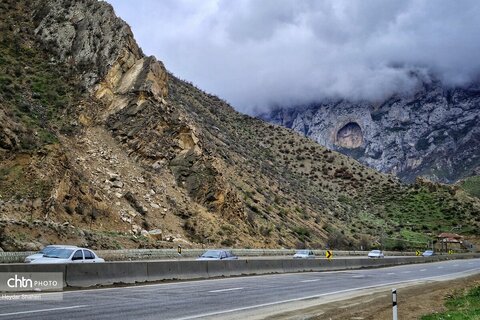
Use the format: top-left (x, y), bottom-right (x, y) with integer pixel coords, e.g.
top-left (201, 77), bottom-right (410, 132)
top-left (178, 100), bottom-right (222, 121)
top-left (108, 0), bottom-right (480, 114)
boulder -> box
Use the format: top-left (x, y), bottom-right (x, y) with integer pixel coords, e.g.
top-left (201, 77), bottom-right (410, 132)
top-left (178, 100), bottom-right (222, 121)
top-left (111, 180), bottom-right (124, 188)
top-left (148, 229), bottom-right (162, 240)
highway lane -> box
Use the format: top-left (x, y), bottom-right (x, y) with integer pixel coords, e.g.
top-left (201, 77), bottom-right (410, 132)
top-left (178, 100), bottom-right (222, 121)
top-left (0, 258), bottom-right (478, 320)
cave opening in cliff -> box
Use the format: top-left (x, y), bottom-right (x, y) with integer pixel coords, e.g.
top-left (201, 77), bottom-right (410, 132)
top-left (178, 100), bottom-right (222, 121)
top-left (336, 122), bottom-right (364, 148)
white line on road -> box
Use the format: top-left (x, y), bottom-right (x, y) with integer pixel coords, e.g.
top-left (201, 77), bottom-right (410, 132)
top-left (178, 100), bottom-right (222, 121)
top-left (301, 279), bottom-right (321, 283)
top-left (420, 269), bottom-right (427, 272)
top-left (352, 275), bottom-right (364, 278)
top-left (402, 271), bottom-right (411, 273)
top-left (387, 273), bottom-right (396, 275)
top-left (173, 269), bottom-right (480, 320)
top-left (0, 305), bottom-right (88, 317)
top-left (209, 287), bottom-right (243, 293)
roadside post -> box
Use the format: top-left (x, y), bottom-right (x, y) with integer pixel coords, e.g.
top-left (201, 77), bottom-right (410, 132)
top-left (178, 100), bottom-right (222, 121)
top-left (392, 288), bottom-right (398, 320)
top-left (177, 245), bottom-right (182, 255)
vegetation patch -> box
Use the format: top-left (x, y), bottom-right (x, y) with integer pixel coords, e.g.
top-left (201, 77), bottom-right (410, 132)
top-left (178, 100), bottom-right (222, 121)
top-left (459, 176), bottom-right (480, 198)
top-left (421, 285), bottom-right (480, 320)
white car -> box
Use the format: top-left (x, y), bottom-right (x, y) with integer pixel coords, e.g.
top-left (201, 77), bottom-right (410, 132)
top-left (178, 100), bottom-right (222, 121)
top-left (367, 250), bottom-right (385, 258)
top-left (30, 247), bottom-right (105, 264)
top-left (293, 250), bottom-right (315, 259)
top-left (24, 245), bottom-right (79, 263)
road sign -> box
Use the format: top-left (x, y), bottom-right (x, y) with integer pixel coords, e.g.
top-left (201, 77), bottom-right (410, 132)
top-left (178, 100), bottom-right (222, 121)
top-left (448, 249), bottom-right (454, 255)
top-left (416, 250), bottom-right (421, 256)
top-left (325, 250), bottom-right (333, 259)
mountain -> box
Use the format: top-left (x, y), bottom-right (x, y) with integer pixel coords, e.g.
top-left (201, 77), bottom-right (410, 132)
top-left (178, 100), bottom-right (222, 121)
top-left (261, 78), bottom-right (480, 184)
top-left (0, 0), bottom-right (479, 251)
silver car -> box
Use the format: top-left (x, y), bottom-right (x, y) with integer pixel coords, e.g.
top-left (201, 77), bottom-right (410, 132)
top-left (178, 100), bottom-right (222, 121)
top-left (30, 247), bottom-right (105, 264)
top-left (293, 250), bottom-right (315, 259)
top-left (422, 250), bottom-right (435, 257)
top-left (367, 250), bottom-right (385, 258)
top-left (24, 245), bottom-right (79, 263)
top-left (196, 250), bottom-right (238, 260)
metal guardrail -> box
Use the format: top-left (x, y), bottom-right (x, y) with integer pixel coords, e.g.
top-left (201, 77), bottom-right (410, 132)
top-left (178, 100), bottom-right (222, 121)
top-left (0, 249), bottom-right (417, 263)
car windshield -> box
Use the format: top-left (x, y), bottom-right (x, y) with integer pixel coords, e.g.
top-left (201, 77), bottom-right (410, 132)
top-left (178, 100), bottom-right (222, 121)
top-left (371, 250), bottom-right (381, 253)
top-left (39, 246), bottom-right (57, 254)
top-left (296, 250), bottom-right (309, 254)
top-left (424, 250), bottom-right (433, 253)
top-left (200, 250), bottom-right (222, 258)
top-left (43, 248), bottom-right (74, 259)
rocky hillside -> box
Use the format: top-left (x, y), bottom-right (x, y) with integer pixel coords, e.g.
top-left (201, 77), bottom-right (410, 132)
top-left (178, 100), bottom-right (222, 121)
top-left (0, 0), bottom-right (479, 251)
top-left (262, 79), bottom-right (480, 184)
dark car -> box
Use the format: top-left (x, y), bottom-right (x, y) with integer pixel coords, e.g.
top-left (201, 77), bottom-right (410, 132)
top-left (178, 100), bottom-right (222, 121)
top-left (196, 250), bottom-right (238, 260)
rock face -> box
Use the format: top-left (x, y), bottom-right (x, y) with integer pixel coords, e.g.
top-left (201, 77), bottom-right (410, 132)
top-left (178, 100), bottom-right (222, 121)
top-left (262, 80), bottom-right (480, 183)
top-left (33, 0), bottom-right (168, 102)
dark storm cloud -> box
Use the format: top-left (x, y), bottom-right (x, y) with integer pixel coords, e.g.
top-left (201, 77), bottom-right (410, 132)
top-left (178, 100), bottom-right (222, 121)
top-left (108, 0), bottom-right (480, 114)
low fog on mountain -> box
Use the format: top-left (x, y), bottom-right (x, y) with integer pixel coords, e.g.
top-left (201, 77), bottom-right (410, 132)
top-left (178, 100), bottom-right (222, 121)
top-left (109, 0), bottom-right (480, 114)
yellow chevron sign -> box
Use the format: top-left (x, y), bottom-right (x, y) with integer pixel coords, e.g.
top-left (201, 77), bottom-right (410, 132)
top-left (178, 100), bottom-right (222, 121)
top-left (416, 250), bottom-right (421, 256)
top-left (325, 250), bottom-right (333, 259)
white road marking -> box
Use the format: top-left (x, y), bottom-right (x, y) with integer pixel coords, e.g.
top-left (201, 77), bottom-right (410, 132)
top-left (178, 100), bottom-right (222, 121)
top-left (52, 268), bottom-right (357, 295)
top-left (174, 270), bottom-right (480, 320)
top-left (0, 305), bottom-right (88, 317)
top-left (301, 279), bottom-right (321, 283)
top-left (352, 275), bottom-right (364, 278)
top-left (387, 273), bottom-right (396, 275)
top-left (420, 269), bottom-right (427, 272)
top-left (209, 287), bottom-right (243, 293)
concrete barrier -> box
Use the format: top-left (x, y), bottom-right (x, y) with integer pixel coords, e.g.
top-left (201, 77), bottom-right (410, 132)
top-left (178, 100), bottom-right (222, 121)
top-left (207, 260), bottom-right (236, 278)
top-left (65, 262), bottom-right (148, 287)
top-left (146, 261), bottom-right (180, 282)
top-left (0, 263), bottom-right (66, 276)
top-left (177, 260), bottom-right (209, 280)
top-left (1, 254), bottom-right (478, 289)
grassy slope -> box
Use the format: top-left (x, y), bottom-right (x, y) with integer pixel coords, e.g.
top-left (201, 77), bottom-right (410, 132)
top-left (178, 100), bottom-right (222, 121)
top-left (168, 76), bottom-right (480, 248)
top-left (421, 285), bottom-right (480, 320)
top-left (459, 176), bottom-right (480, 199)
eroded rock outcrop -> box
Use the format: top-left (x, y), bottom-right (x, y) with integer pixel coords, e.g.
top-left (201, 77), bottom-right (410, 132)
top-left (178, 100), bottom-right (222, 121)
top-left (33, 0), bottom-right (240, 223)
top-left (263, 80), bottom-right (480, 183)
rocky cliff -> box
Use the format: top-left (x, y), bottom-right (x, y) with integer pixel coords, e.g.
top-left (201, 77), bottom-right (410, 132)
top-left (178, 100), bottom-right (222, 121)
top-left (0, 0), bottom-right (479, 251)
top-left (262, 79), bottom-right (480, 183)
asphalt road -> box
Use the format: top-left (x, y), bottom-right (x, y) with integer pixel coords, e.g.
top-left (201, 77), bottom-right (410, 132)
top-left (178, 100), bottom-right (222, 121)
top-left (0, 259), bottom-right (478, 320)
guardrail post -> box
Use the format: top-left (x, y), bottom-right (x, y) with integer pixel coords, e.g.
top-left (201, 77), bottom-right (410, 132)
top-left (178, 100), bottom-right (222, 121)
top-left (392, 288), bottom-right (398, 320)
